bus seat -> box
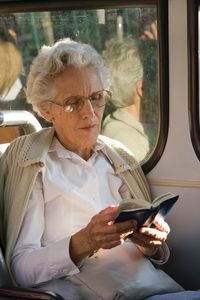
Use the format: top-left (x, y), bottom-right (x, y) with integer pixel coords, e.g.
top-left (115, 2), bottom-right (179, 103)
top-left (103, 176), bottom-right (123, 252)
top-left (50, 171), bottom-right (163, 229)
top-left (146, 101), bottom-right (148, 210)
top-left (0, 143), bottom-right (9, 155)
top-left (0, 110), bottom-right (42, 145)
top-left (0, 246), bottom-right (65, 299)
top-left (0, 110), bottom-right (42, 154)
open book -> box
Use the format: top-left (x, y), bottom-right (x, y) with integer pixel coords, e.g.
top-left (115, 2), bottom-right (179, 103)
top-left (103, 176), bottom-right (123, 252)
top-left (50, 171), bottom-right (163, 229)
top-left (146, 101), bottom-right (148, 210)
top-left (115, 193), bottom-right (179, 228)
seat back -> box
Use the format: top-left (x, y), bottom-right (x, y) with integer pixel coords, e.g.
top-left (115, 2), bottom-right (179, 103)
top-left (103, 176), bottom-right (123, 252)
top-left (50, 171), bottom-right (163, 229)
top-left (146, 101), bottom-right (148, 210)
top-left (0, 247), bottom-right (12, 288)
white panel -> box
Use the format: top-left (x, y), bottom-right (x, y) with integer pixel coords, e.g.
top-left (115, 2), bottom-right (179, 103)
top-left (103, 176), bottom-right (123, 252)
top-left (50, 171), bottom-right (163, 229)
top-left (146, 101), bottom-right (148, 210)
top-left (149, 0), bottom-right (200, 181)
top-left (147, 0), bottom-right (200, 289)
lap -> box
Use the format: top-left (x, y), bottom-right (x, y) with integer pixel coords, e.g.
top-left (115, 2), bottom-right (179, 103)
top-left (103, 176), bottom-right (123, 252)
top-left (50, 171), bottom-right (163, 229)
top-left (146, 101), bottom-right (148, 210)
top-left (33, 277), bottom-right (200, 300)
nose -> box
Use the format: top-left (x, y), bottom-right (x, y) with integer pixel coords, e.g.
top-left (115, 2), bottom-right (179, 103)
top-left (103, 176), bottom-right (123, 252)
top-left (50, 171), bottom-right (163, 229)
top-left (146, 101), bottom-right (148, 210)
top-left (80, 99), bottom-right (95, 119)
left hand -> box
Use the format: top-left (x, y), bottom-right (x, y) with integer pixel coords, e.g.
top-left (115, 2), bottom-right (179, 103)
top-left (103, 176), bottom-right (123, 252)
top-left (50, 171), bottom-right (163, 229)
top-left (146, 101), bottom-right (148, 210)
top-left (129, 213), bottom-right (170, 257)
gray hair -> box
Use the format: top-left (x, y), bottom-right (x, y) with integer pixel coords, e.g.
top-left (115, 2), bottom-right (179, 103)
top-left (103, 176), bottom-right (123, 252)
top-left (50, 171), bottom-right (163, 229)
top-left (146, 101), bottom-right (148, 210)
top-left (26, 38), bottom-right (110, 112)
top-left (103, 37), bottom-right (143, 108)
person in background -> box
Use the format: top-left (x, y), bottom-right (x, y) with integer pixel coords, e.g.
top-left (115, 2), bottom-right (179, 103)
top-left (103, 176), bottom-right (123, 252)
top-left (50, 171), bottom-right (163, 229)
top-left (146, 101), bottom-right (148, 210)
top-left (0, 13), bottom-right (25, 102)
top-left (101, 37), bottom-right (150, 163)
top-left (0, 19), bottom-right (23, 143)
top-left (0, 14), bottom-right (38, 143)
top-left (0, 26), bottom-right (22, 101)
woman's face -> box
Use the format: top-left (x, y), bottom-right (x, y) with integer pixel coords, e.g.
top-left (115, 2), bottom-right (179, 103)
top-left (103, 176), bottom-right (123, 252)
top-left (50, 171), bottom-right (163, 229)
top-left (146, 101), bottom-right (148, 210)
top-left (46, 67), bottom-right (104, 159)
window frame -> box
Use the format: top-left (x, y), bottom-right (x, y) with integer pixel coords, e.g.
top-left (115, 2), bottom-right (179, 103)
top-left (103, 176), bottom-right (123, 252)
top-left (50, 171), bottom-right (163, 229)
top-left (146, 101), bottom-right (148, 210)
top-left (0, 0), bottom-right (169, 174)
top-left (188, 0), bottom-right (200, 160)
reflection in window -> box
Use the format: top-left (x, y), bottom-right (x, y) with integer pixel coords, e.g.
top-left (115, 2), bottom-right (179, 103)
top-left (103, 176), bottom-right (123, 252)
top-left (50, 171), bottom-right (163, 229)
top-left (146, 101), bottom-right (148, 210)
top-left (0, 7), bottom-right (158, 163)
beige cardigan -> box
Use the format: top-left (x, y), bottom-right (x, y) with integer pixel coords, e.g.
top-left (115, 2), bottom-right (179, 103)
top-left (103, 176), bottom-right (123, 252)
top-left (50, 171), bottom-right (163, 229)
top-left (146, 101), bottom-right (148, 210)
top-left (0, 127), bottom-right (55, 279)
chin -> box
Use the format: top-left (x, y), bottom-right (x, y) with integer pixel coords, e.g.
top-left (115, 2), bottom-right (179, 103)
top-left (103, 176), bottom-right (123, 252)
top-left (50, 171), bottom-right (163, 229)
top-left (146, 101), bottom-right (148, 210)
top-left (82, 134), bottom-right (98, 148)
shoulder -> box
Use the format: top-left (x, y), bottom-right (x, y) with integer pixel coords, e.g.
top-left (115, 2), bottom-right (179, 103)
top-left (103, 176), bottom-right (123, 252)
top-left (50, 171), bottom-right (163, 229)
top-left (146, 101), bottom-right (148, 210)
top-left (98, 134), bottom-right (137, 160)
top-left (5, 127), bottom-right (52, 150)
top-left (102, 112), bottom-right (125, 130)
top-left (1, 127), bottom-right (54, 165)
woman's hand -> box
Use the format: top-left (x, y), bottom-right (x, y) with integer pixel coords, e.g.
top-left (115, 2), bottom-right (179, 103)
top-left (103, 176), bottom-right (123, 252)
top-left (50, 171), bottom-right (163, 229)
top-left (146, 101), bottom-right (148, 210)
top-left (69, 206), bottom-right (137, 264)
top-left (130, 213), bottom-right (170, 257)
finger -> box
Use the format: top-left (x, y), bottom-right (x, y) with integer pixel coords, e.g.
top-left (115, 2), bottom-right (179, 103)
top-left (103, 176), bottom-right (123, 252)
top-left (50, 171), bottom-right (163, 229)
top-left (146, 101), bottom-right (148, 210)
top-left (153, 214), bottom-right (170, 234)
top-left (131, 232), bottom-right (162, 248)
top-left (131, 234), bottom-right (161, 248)
top-left (99, 231), bottom-right (133, 244)
top-left (93, 230), bottom-right (133, 250)
top-left (99, 205), bottom-right (120, 215)
top-left (88, 220), bottom-right (135, 249)
top-left (104, 219), bottom-right (137, 235)
top-left (92, 206), bottom-right (120, 224)
top-left (133, 230), bottom-right (163, 244)
top-left (102, 238), bottom-right (124, 249)
top-left (139, 227), bottom-right (168, 241)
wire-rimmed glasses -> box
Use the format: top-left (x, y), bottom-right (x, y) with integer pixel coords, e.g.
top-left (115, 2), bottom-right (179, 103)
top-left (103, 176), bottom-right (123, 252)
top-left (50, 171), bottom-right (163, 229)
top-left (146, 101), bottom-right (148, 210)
top-left (48, 89), bottom-right (112, 113)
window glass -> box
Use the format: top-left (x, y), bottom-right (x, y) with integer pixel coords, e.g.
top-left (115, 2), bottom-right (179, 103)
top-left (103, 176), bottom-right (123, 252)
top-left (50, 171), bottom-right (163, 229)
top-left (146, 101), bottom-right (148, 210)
top-left (199, 8), bottom-right (200, 125)
top-left (0, 7), bottom-right (159, 164)
top-left (188, 0), bottom-right (200, 160)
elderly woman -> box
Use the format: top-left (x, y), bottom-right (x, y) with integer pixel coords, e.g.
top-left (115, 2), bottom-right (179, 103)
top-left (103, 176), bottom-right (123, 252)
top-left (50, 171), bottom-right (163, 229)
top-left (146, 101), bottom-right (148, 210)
top-left (0, 39), bottom-right (184, 299)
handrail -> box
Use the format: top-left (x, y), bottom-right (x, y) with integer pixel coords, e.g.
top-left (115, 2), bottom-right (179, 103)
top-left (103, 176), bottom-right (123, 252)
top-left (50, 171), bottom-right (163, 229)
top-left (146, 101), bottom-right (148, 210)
top-left (0, 110), bottom-right (42, 133)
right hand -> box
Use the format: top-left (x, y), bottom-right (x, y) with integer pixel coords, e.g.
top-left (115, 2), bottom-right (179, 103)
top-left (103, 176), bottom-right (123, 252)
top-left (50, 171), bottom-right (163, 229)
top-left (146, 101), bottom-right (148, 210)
top-left (85, 206), bottom-right (137, 251)
top-left (70, 206), bottom-right (137, 264)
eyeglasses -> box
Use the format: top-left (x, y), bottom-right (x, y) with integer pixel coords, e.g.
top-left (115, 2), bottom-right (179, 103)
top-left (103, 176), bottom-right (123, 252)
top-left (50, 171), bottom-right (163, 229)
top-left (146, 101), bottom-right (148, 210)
top-left (48, 89), bottom-right (112, 113)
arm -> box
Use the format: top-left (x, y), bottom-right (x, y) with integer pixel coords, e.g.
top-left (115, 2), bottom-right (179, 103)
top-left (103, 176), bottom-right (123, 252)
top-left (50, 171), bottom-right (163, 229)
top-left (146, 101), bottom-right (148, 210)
top-left (11, 173), bottom-right (80, 287)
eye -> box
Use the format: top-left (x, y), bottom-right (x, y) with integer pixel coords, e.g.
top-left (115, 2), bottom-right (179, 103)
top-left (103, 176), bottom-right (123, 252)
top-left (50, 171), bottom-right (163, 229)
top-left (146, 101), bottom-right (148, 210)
top-left (91, 91), bottom-right (104, 101)
top-left (64, 95), bottom-right (84, 112)
top-left (65, 95), bottom-right (83, 105)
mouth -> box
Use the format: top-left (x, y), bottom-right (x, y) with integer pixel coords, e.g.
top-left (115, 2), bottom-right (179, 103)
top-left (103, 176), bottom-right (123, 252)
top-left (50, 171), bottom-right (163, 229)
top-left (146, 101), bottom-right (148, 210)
top-left (79, 124), bottom-right (98, 130)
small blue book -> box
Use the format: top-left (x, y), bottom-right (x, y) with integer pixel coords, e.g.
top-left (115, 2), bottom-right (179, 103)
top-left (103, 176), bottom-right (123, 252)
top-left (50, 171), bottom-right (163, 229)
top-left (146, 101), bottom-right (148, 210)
top-left (115, 193), bottom-right (179, 228)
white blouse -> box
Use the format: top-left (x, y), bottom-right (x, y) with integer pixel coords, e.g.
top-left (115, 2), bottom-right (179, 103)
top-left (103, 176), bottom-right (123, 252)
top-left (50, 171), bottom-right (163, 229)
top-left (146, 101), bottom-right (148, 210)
top-left (12, 136), bottom-right (130, 287)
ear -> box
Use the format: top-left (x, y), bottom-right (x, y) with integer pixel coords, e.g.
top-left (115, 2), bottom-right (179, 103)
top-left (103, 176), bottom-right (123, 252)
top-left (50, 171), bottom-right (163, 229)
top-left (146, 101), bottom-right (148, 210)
top-left (136, 79), bottom-right (143, 98)
top-left (36, 101), bottom-right (54, 122)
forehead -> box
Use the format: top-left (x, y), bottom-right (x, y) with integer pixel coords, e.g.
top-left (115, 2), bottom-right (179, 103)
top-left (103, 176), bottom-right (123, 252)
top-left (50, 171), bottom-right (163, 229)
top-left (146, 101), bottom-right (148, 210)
top-left (53, 66), bottom-right (103, 97)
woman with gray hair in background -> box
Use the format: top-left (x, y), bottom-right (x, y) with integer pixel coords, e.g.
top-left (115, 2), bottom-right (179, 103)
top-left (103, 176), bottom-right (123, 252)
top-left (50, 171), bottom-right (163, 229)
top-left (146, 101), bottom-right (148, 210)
top-left (102, 37), bottom-right (149, 163)
top-left (0, 38), bottom-right (183, 300)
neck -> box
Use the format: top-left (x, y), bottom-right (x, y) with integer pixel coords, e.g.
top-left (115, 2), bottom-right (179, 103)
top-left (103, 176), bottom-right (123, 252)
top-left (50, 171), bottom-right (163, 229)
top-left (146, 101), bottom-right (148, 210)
top-left (122, 103), bottom-right (140, 121)
top-left (121, 94), bottom-right (141, 121)
top-left (76, 148), bottom-right (93, 160)
top-left (55, 133), bottom-right (94, 160)
top-left (63, 143), bottom-right (93, 160)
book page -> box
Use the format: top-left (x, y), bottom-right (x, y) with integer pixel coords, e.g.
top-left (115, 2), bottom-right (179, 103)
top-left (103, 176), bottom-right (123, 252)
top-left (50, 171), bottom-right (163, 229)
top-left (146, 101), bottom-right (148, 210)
top-left (119, 197), bottom-right (151, 211)
top-left (152, 192), bottom-right (175, 207)
top-left (119, 193), bottom-right (178, 214)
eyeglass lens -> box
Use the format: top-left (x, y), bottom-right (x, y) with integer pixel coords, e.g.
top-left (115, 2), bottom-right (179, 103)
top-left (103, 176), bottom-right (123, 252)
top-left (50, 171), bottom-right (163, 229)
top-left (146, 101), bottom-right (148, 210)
top-left (64, 90), bottom-right (111, 113)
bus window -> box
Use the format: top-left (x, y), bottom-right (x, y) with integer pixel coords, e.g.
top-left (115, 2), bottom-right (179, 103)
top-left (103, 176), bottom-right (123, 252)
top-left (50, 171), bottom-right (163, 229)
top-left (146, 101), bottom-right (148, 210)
top-left (188, 0), bottom-right (200, 160)
top-left (0, 1), bottom-right (168, 172)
